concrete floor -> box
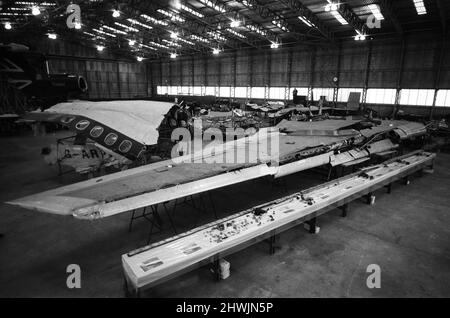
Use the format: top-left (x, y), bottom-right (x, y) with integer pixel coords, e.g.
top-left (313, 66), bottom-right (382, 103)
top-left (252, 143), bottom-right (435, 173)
top-left (0, 130), bottom-right (449, 298)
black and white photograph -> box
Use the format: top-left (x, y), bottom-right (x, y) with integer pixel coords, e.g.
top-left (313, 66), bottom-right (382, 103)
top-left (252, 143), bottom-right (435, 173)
top-left (0, 0), bottom-right (449, 302)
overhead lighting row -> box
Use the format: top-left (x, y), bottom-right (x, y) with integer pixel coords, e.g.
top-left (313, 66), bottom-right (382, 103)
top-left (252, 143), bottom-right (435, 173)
top-left (207, 31), bottom-right (227, 42)
top-left (246, 24), bottom-right (268, 37)
top-left (330, 10), bottom-right (348, 25)
top-left (271, 18), bottom-right (288, 32)
top-left (190, 34), bottom-right (210, 43)
top-left (199, 0), bottom-right (226, 13)
top-left (178, 37), bottom-right (195, 46)
top-left (162, 39), bottom-right (181, 47)
top-left (101, 25), bottom-right (127, 35)
top-left (140, 14), bottom-right (168, 26)
top-left (298, 15), bottom-right (316, 28)
top-left (180, 4), bottom-right (204, 18)
top-left (226, 28), bottom-right (245, 39)
top-left (114, 22), bottom-right (139, 33)
top-left (157, 9), bottom-right (185, 22)
top-left (92, 28), bottom-right (117, 38)
top-left (127, 18), bottom-right (153, 30)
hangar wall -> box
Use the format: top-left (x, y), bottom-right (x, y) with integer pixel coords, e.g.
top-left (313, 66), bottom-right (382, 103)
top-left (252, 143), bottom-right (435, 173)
top-left (150, 31), bottom-right (450, 117)
top-left (35, 39), bottom-right (149, 100)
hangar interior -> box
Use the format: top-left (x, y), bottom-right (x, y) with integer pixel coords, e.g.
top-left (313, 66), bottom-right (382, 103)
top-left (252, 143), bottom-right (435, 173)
top-left (0, 0), bottom-right (450, 298)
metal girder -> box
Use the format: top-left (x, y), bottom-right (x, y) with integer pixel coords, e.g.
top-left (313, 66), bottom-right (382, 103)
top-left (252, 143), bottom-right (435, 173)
top-left (235, 0), bottom-right (306, 41)
top-left (281, 0), bottom-right (334, 41)
top-left (436, 0), bottom-right (447, 32)
top-left (378, 0), bottom-right (403, 35)
top-left (337, 2), bottom-right (368, 34)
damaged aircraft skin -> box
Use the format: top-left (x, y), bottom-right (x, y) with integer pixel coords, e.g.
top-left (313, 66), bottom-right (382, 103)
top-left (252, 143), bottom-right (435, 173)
top-left (7, 99), bottom-right (427, 220)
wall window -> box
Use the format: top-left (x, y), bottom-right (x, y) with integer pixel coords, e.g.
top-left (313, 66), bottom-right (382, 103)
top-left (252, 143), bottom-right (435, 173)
top-left (205, 86), bottom-right (215, 96)
top-left (250, 87), bottom-right (265, 99)
top-left (269, 87), bottom-right (285, 100)
top-left (168, 86), bottom-right (178, 95)
top-left (219, 87), bottom-right (231, 97)
top-left (235, 87), bottom-right (247, 98)
top-left (157, 86), bottom-right (168, 95)
top-left (179, 86), bottom-right (192, 95)
top-left (193, 86), bottom-right (202, 96)
top-left (337, 88), bottom-right (364, 102)
top-left (435, 90), bottom-right (450, 107)
top-left (366, 89), bottom-right (397, 104)
top-left (290, 87), bottom-right (309, 100)
top-left (312, 88), bottom-right (334, 101)
top-left (400, 89), bottom-right (435, 106)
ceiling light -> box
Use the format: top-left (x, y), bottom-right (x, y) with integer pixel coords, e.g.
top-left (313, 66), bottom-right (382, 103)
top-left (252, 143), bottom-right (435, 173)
top-left (331, 10), bottom-right (348, 25)
top-left (180, 4), bottom-right (204, 18)
top-left (199, 0), bottom-right (226, 13)
top-left (4, 22), bottom-right (12, 30)
top-left (47, 33), bottom-right (57, 39)
top-left (74, 22), bottom-right (81, 29)
top-left (114, 22), bottom-right (139, 32)
top-left (170, 32), bottom-right (179, 39)
top-left (230, 20), bottom-right (240, 28)
top-left (368, 4), bottom-right (384, 20)
top-left (137, 56), bottom-right (143, 62)
top-left (212, 48), bottom-right (221, 55)
top-left (31, 6), bottom-right (40, 16)
top-left (96, 45), bottom-right (105, 51)
top-left (140, 14), bottom-right (168, 26)
top-left (298, 16), bottom-right (315, 28)
top-left (112, 9), bottom-right (120, 18)
top-left (226, 28), bottom-right (245, 39)
top-left (270, 42), bottom-right (279, 49)
top-left (413, 0), bottom-right (427, 15)
top-left (127, 18), bottom-right (153, 30)
top-left (129, 39), bottom-right (136, 46)
top-left (170, 52), bottom-right (177, 59)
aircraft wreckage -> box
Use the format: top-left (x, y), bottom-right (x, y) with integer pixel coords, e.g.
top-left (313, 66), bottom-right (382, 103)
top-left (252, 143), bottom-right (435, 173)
top-left (7, 99), bottom-right (428, 220)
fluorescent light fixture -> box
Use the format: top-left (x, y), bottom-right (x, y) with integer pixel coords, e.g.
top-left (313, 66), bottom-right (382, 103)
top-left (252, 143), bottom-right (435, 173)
top-left (212, 48), bottom-right (221, 55)
top-left (157, 9), bottom-right (185, 22)
top-left (226, 28), bottom-right (245, 39)
top-left (31, 6), bottom-right (40, 16)
top-left (114, 22), bottom-right (138, 32)
top-left (230, 20), bottom-right (240, 28)
top-left (92, 28), bottom-right (116, 38)
top-left (112, 9), bottom-right (120, 18)
top-left (190, 34), bottom-right (209, 43)
top-left (162, 39), bottom-right (181, 47)
top-left (170, 52), bottom-right (178, 59)
top-left (127, 18), bottom-right (153, 30)
top-left (96, 45), bottom-right (105, 51)
top-left (74, 22), bottom-right (81, 29)
top-left (137, 56), bottom-right (143, 62)
top-left (270, 42), bottom-right (279, 49)
top-left (331, 10), bottom-right (348, 25)
top-left (47, 33), bottom-right (57, 39)
top-left (101, 25), bottom-right (127, 35)
top-left (199, 0), bottom-right (226, 13)
top-left (368, 4), bottom-right (384, 20)
top-left (413, 0), bottom-right (427, 15)
top-left (298, 16), bottom-right (315, 28)
top-left (140, 14), bottom-right (168, 26)
top-left (129, 39), bottom-right (136, 46)
top-left (4, 22), bottom-right (12, 30)
top-left (180, 4), bottom-right (204, 18)
top-left (170, 31), bottom-right (179, 39)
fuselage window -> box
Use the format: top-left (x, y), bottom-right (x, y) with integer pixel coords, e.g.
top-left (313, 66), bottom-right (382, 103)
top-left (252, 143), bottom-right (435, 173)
top-left (119, 140), bottom-right (132, 153)
top-left (90, 126), bottom-right (104, 138)
top-left (104, 133), bottom-right (118, 145)
top-left (75, 120), bottom-right (90, 130)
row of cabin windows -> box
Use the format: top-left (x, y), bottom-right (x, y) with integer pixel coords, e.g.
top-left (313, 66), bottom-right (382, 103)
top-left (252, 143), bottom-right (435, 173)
top-left (156, 86), bottom-right (450, 107)
top-left (62, 117), bottom-right (132, 153)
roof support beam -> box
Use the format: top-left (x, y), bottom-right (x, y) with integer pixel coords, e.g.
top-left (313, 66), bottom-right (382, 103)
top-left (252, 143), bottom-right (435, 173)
top-left (336, 2), bottom-right (368, 35)
top-left (280, 0), bottom-right (334, 42)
